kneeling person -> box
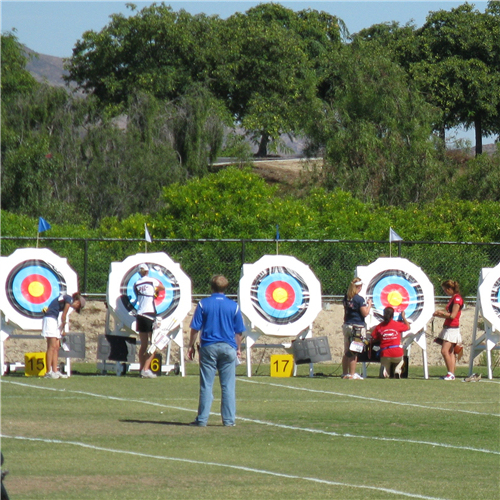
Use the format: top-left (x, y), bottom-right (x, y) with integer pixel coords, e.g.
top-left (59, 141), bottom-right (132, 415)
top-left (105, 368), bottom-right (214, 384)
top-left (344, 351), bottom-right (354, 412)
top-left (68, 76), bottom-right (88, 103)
top-left (370, 307), bottom-right (410, 378)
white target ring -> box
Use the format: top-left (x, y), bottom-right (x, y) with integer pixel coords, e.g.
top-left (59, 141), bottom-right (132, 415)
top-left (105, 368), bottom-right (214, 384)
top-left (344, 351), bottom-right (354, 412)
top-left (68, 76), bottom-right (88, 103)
top-left (356, 257), bottom-right (434, 333)
top-left (238, 255), bottom-right (322, 338)
top-left (478, 262), bottom-right (500, 332)
top-left (0, 248), bottom-right (79, 331)
top-left (106, 252), bottom-right (192, 334)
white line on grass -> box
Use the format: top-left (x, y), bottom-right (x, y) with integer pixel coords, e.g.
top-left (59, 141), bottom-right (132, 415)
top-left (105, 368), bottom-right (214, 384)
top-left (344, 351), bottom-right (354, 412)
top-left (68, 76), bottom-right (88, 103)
top-left (1, 434), bottom-right (449, 500)
top-left (3, 380), bottom-right (499, 456)
top-left (238, 379), bottom-right (500, 417)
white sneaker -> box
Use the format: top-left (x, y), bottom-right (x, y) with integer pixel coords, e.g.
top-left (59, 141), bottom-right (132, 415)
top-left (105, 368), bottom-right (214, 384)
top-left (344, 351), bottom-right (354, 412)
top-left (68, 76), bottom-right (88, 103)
top-left (140, 369), bottom-right (157, 379)
top-left (44, 371), bottom-right (60, 379)
top-left (352, 373), bottom-right (364, 380)
top-left (57, 372), bottom-right (69, 379)
top-left (442, 373), bottom-right (455, 381)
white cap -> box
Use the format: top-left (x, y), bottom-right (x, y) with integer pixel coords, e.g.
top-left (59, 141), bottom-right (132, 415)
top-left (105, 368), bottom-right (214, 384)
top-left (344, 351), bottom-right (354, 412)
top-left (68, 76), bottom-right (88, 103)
top-left (139, 263), bottom-right (149, 272)
top-left (355, 279), bottom-right (364, 286)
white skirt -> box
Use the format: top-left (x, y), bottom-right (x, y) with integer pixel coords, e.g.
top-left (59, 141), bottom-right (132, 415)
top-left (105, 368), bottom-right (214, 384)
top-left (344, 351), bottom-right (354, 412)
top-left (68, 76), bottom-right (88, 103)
top-left (41, 317), bottom-right (61, 339)
top-left (438, 327), bottom-right (462, 344)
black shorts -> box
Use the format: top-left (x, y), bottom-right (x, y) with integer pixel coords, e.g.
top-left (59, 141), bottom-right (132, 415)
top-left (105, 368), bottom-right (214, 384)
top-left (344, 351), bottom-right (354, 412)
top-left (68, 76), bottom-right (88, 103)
top-left (136, 315), bottom-right (154, 333)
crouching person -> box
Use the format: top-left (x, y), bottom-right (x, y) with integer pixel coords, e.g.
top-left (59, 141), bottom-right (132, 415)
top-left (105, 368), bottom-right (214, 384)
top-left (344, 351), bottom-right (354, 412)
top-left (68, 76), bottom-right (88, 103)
top-left (370, 307), bottom-right (410, 379)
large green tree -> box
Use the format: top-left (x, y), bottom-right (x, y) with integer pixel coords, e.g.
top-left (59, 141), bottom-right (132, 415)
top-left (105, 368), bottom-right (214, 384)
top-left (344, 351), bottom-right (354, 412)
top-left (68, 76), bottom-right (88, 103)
top-left (306, 43), bottom-right (442, 205)
top-left (65, 4), bottom-right (222, 110)
top-left (353, 3), bottom-right (500, 153)
top-left (411, 3), bottom-right (500, 154)
top-left (214, 3), bottom-right (345, 156)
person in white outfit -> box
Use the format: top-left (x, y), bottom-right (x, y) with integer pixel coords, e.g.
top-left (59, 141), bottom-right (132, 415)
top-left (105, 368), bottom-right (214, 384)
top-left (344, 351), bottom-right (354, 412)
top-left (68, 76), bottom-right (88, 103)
top-left (134, 263), bottom-right (165, 378)
top-left (42, 292), bottom-right (85, 379)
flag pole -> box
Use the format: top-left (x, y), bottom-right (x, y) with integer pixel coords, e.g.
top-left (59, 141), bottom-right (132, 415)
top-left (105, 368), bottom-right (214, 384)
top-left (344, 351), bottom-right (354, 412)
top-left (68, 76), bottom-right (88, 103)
top-left (275, 225), bottom-right (280, 255)
top-left (36, 231), bottom-right (40, 249)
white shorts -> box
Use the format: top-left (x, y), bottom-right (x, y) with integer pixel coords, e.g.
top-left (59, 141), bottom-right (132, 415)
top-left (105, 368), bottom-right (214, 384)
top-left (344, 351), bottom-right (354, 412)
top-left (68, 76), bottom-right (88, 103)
top-left (41, 317), bottom-right (61, 339)
top-left (438, 327), bottom-right (462, 344)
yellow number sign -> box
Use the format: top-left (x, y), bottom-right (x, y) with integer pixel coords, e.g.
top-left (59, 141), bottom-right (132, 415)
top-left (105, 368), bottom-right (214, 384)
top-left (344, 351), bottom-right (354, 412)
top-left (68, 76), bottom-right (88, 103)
top-left (24, 352), bottom-right (47, 377)
top-left (270, 354), bottom-right (294, 377)
top-left (150, 353), bottom-right (162, 376)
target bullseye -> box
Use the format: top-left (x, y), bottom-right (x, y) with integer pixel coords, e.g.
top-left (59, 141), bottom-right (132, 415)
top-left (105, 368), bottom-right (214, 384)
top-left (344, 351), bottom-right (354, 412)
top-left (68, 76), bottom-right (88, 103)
top-left (257, 272), bottom-right (303, 320)
top-left (23, 274), bottom-right (52, 304)
top-left (266, 280), bottom-right (295, 310)
top-left (372, 275), bottom-right (418, 317)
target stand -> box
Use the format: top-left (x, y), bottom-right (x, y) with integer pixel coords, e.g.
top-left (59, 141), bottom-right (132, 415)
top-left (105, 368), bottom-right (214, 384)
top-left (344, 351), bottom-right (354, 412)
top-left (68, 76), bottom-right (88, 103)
top-left (0, 248), bottom-right (79, 375)
top-left (238, 255), bottom-right (322, 377)
top-left (356, 258), bottom-right (435, 379)
top-left (105, 252), bottom-right (191, 376)
top-left (469, 264), bottom-right (500, 379)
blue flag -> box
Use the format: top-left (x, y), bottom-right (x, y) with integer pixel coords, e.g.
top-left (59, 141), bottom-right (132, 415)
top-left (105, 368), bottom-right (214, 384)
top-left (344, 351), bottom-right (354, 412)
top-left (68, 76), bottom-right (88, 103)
top-left (276, 225), bottom-right (280, 240)
top-left (38, 217), bottom-right (51, 233)
top-left (389, 227), bottom-right (403, 242)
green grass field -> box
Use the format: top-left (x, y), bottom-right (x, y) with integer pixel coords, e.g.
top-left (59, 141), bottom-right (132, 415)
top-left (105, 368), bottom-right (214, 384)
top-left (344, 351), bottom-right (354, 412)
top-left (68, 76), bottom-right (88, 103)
top-left (1, 364), bottom-right (499, 500)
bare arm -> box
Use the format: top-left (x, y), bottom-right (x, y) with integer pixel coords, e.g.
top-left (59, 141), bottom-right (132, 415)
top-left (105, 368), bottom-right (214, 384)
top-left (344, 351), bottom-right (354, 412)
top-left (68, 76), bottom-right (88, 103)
top-left (187, 328), bottom-right (199, 360)
top-left (360, 298), bottom-right (373, 318)
top-left (60, 302), bottom-right (72, 335)
top-left (401, 310), bottom-right (410, 329)
top-left (235, 333), bottom-right (242, 358)
top-left (433, 303), bottom-right (460, 320)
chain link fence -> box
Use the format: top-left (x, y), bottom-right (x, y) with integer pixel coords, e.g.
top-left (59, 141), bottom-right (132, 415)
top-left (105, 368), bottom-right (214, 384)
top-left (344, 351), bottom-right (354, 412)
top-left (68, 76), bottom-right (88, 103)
top-left (1, 237), bottom-right (500, 299)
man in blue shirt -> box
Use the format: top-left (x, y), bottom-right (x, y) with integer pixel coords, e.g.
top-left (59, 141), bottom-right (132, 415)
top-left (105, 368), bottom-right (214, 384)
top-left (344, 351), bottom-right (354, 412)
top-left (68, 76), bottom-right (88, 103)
top-left (187, 275), bottom-right (245, 427)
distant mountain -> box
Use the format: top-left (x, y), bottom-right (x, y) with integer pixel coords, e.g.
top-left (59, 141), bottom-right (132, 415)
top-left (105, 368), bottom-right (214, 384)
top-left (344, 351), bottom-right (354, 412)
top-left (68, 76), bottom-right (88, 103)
top-left (24, 46), bottom-right (69, 88)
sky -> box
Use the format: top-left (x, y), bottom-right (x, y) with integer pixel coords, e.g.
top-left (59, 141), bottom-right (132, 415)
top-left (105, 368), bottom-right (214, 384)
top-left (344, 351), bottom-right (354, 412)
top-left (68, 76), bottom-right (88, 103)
top-left (1, 0), bottom-right (492, 143)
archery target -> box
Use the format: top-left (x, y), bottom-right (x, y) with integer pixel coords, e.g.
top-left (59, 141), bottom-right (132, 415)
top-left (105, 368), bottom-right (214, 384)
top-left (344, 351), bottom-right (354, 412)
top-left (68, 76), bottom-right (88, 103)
top-left (478, 262), bottom-right (500, 331)
top-left (239, 255), bottom-right (322, 337)
top-left (106, 252), bottom-right (191, 334)
top-left (0, 248), bottom-right (79, 331)
top-left (357, 257), bottom-right (434, 333)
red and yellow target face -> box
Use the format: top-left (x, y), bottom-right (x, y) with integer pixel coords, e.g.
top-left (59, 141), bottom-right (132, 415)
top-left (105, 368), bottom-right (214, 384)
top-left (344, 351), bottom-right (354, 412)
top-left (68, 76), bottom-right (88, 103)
top-left (368, 271), bottom-right (423, 320)
top-left (253, 270), bottom-right (307, 324)
top-left (6, 261), bottom-right (67, 318)
top-left (265, 280), bottom-right (296, 310)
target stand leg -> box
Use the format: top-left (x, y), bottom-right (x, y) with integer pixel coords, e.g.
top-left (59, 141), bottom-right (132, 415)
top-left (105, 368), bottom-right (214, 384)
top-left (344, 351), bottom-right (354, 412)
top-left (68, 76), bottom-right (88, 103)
top-left (245, 334), bottom-right (258, 378)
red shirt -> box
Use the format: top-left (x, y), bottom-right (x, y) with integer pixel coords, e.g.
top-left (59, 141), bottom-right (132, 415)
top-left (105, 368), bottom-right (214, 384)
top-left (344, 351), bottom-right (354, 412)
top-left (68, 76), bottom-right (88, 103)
top-left (444, 294), bottom-right (463, 328)
top-left (371, 319), bottom-right (410, 358)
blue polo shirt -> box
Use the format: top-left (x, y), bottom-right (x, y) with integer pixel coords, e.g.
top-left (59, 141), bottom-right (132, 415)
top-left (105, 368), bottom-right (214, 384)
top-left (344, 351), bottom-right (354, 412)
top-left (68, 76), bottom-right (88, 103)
top-left (190, 293), bottom-right (246, 349)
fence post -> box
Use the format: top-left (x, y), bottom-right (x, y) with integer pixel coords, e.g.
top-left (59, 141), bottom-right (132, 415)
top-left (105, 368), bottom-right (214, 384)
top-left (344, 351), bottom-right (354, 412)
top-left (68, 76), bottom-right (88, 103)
top-left (241, 240), bottom-right (246, 268)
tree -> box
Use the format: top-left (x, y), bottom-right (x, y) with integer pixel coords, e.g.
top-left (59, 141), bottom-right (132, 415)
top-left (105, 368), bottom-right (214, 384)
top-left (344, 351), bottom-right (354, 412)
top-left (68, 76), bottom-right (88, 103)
top-left (65, 4), bottom-right (222, 109)
top-left (213, 4), bottom-right (344, 156)
top-left (306, 44), bottom-right (442, 205)
top-left (411, 3), bottom-right (500, 154)
top-left (1, 32), bottom-right (37, 101)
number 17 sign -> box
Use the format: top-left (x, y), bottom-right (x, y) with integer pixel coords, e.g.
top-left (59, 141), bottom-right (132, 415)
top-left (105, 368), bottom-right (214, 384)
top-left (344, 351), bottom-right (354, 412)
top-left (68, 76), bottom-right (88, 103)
top-left (270, 354), bottom-right (294, 377)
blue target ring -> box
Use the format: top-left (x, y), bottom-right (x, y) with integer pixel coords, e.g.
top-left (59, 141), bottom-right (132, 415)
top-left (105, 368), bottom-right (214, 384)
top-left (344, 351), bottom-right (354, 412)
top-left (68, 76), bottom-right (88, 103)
top-left (257, 272), bottom-right (304, 319)
top-left (7, 261), bottom-right (66, 318)
top-left (120, 264), bottom-right (180, 318)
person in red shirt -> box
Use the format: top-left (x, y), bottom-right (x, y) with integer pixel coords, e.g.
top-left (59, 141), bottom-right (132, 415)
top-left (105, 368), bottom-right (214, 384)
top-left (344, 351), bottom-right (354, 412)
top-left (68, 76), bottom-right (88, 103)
top-left (370, 307), bottom-right (410, 379)
top-left (433, 280), bottom-right (464, 381)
